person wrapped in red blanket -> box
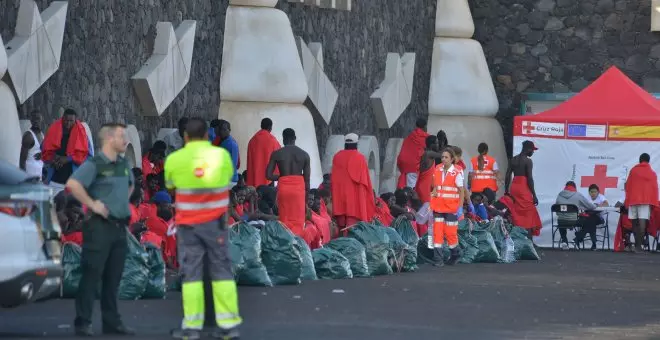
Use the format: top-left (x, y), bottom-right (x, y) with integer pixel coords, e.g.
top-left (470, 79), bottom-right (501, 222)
top-left (307, 189), bottom-right (332, 247)
top-left (397, 119), bottom-right (430, 189)
top-left (42, 109), bottom-right (91, 185)
top-left (504, 141), bottom-right (542, 238)
top-left (331, 133), bottom-right (376, 234)
top-left (624, 153), bottom-right (659, 252)
top-left (246, 118), bottom-right (281, 187)
top-left (141, 143), bottom-right (166, 183)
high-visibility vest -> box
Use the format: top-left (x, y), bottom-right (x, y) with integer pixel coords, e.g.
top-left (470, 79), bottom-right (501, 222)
top-left (470, 155), bottom-right (498, 193)
top-left (430, 164), bottom-right (461, 213)
top-left (164, 140), bottom-right (234, 225)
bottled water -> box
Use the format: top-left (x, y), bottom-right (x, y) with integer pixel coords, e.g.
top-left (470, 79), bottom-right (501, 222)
top-left (504, 235), bottom-right (515, 263)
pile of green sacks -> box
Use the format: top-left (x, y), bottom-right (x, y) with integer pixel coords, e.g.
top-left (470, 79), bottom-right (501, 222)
top-left (62, 232), bottom-right (167, 300)
top-left (417, 216), bottom-right (540, 265)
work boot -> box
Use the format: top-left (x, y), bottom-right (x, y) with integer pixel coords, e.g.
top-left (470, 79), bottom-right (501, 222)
top-left (171, 328), bottom-right (201, 340)
top-left (74, 324), bottom-right (94, 337)
top-left (432, 248), bottom-right (444, 267)
top-left (212, 327), bottom-right (240, 339)
top-left (446, 247), bottom-right (460, 266)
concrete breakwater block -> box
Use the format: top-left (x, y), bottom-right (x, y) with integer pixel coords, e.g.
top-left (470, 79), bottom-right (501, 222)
top-left (0, 82), bottom-right (22, 166)
top-left (428, 38), bottom-right (498, 117)
top-left (379, 138), bottom-right (403, 195)
top-left (435, 0), bottom-right (475, 38)
top-left (218, 101), bottom-right (322, 188)
top-left (220, 6), bottom-right (308, 104)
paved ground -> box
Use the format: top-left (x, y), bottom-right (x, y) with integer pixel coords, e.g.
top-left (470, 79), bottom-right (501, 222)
top-left (1, 250), bottom-right (660, 340)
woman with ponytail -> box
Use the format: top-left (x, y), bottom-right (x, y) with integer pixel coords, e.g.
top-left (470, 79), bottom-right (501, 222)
top-left (468, 143), bottom-right (500, 194)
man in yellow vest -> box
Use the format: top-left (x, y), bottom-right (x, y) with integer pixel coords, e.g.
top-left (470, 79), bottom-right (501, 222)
top-left (468, 142), bottom-right (499, 193)
top-left (165, 118), bottom-right (241, 340)
top-left (429, 147), bottom-right (464, 266)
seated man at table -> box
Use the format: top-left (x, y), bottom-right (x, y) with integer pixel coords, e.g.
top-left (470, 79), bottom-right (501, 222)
top-left (555, 181), bottom-right (598, 250)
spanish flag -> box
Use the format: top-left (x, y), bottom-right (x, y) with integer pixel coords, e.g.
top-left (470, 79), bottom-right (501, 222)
top-left (608, 125), bottom-right (660, 140)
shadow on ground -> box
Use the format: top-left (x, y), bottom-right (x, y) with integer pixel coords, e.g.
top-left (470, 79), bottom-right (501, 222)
top-left (1, 250), bottom-right (660, 339)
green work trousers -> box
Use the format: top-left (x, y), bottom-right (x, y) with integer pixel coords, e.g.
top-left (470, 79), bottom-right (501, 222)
top-left (74, 215), bottom-right (128, 328)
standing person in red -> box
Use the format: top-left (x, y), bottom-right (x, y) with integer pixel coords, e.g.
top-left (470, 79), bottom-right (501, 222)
top-left (505, 140), bottom-right (542, 239)
top-left (469, 142), bottom-right (499, 194)
top-left (625, 153), bottom-right (659, 252)
top-left (141, 145), bottom-right (165, 182)
top-left (429, 148), bottom-right (464, 266)
top-left (266, 128), bottom-right (310, 237)
top-left (397, 118), bottom-right (430, 189)
top-left (247, 118), bottom-right (281, 187)
top-left (331, 133), bottom-right (376, 234)
top-left (415, 136), bottom-right (443, 204)
top-left (42, 109), bottom-right (91, 186)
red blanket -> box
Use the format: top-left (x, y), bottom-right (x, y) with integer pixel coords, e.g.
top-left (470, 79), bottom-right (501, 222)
top-left (146, 214), bottom-right (170, 239)
top-left (62, 233), bottom-right (83, 246)
top-left (625, 163), bottom-right (659, 207)
top-left (301, 221), bottom-right (322, 250)
top-left (246, 130), bottom-right (281, 187)
top-left (42, 119), bottom-right (89, 165)
top-left (310, 210), bottom-right (331, 246)
top-left (509, 176), bottom-right (542, 236)
top-left (414, 163), bottom-right (434, 203)
top-left (277, 175), bottom-right (306, 237)
top-left (374, 197), bottom-right (394, 226)
top-left (141, 153), bottom-right (163, 181)
top-left (396, 128), bottom-right (429, 188)
top-left (614, 203), bottom-right (660, 251)
top-left (331, 150), bottom-right (376, 222)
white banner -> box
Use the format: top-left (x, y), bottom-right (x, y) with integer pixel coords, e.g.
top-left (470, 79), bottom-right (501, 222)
top-left (512, 136), bottom-right (660, 248)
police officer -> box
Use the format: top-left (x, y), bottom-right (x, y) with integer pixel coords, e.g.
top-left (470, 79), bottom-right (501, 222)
top-left (65, 123), bottom-right (135, 337)
top-left (165, 118), bottom-right (241, 340)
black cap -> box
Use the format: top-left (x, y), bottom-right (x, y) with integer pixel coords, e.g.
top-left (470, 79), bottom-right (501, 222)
top-left (522, 140), bottom-right (538, 150)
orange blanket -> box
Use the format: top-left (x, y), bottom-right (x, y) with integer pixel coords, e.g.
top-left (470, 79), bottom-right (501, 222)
top-left (246, 129), bottom-right (281, 187)
top-left (277, 175), bottom-right (306, 237)
top-left (509, 176), bottom-right (542, 236)
top-left (625, 163), bottom-right (659, 207)
top-left (414, 162), bottom-right (434, 203)
top-left (374, 197), bottom-right (393, 226)
top-left (331, 150), bottom-right (376, 222)
top-left (396, 128), bottom-right (429, 188)
top-left (42, 119), bottom-right (89, 165)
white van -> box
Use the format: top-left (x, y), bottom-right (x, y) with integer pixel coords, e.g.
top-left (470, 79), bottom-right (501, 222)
top-left (0, 160), bottom-right (63, 308)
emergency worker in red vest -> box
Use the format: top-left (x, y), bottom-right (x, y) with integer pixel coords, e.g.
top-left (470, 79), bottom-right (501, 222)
top-left (429, 148), bottom-right (465, 266)
top-left (165, 118), bottom-right (241, 340)
top-left (468, 143), bottom-right (499, 193)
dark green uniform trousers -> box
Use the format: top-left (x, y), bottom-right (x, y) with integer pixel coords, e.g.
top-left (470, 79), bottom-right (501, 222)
top-left (74, 215), bottom-right (128, 328)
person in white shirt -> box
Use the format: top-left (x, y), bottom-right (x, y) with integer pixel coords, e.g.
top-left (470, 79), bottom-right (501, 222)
top-left (163, 117), bottom-right (188, 155)
top-left (588, 184), bottom-right (609, 207)
top-left (19, 111), bottom-right (44, 180)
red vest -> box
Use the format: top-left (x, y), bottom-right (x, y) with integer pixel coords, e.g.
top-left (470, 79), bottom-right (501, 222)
top-left (430, 165), bottom-right (461, 213)
top-left (470, 155), bottom-right (498, 192)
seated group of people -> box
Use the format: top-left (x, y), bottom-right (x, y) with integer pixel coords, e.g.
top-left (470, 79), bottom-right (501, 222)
top-left (554, 182), bottom-right (609, 250)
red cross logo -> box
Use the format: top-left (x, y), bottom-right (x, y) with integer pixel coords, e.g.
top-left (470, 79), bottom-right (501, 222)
top-left (580, 165), bottom-right (618, 194)
top-left (523, 121), bottom-right (535, 134)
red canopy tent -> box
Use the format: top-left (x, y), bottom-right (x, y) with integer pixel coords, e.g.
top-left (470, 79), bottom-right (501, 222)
top-left (514, 66), bottom-right (660, 130)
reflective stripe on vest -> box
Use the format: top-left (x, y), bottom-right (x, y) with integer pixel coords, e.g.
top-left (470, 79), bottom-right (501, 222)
top-left (430, 166), bottom-right (461, 213)
top-left (471, 155), bottom-right (498, 192)
top-left (175, 186), bottom-right (230, 225)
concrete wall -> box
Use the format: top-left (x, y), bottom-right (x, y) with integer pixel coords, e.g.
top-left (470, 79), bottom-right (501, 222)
top-left (1, 0), bottom-right (435, 159)
top-left (471, 0), bottom-right (660, 154)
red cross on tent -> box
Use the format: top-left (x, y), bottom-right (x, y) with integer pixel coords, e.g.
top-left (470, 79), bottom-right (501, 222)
top-left (522, 121), bottom-right (535, 134)
top-left (580, 165), bottom-right (618, 194)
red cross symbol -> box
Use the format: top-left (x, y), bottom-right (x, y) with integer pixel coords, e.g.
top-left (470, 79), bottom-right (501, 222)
top-left (523, 121), bottom-right (535, 134)
top-left (580, 165), bottom-right (618, 194)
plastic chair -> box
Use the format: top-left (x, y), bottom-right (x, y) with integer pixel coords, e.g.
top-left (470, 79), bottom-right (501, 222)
top-left (550, 204), bottom-right (580, 249)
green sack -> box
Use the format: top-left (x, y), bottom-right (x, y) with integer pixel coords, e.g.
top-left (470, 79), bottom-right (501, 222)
top-left (457, 228), bottom-right (480, 264)
top-left (325, 237), bottom-right (369, 277)
top-left (62, 242), bottom-right (83, 298)
top-left (392, 216), bottom-right (419, 268)
top-left (261, 221), bottom-right (302, 285)
top-left (294, 236), bottom-right (318, 281)
top-left (229, 223), bottom-right (273, 286)
top-left (416, 234), bottom-right (436, 264)
top-left (347, 222), bottom-right (393, 276)
top-left (312, 248), bottom-right (353, 280)
top-left (141, 243), bottom-right (167, 299)
top-left (510, 227), bottom-right (541, 261)
top-left (383, 227), bottom-right (417, 272)
top-left (118, 232), bottom-right (149, 300)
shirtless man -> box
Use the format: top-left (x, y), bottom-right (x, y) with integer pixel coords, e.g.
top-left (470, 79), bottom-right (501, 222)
top-left (505, 140), bottom-right (542, 238)
top-left (266, 128), bottom-right (310, 236)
